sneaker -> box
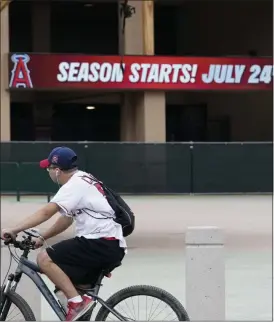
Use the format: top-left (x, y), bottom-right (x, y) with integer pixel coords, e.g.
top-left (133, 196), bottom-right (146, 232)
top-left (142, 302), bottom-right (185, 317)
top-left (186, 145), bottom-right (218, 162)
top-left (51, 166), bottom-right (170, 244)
top-left (81, 295), bottom-right (95, 314)
top-left (82, 294), bottom-right (93, 301)
top-left (66, 296), bottom-right (93, 321)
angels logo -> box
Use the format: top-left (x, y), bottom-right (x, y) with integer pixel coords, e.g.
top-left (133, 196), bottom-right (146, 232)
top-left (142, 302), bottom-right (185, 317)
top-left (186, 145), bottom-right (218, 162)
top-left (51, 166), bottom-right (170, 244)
top-left (51, 155), bottom-right (58, 164)
top-left (9, 54), bottom-right (33, 88)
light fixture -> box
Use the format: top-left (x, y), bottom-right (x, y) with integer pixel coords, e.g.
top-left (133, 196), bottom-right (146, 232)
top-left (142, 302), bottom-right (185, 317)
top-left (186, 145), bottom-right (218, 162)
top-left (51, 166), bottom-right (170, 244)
top-left (86, 106), bottom-right (95, 110)
top-left (84, 3), bottom-right (93, 7)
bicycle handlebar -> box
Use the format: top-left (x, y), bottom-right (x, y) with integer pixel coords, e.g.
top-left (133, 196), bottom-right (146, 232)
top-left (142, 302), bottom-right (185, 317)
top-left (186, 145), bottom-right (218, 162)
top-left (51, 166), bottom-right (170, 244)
top-left (1, 233), bottom-right (36, 251)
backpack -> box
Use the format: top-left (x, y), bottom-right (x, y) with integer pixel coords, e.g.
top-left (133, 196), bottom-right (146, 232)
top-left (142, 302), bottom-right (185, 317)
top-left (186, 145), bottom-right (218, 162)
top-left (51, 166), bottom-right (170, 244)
top-left (91, 176), bottom-right (135, 237)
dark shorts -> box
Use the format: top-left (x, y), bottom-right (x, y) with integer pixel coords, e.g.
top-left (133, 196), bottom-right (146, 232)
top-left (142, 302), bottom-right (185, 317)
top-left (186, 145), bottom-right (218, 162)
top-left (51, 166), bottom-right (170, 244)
top-left (46, 236), bottom-right (125, 285)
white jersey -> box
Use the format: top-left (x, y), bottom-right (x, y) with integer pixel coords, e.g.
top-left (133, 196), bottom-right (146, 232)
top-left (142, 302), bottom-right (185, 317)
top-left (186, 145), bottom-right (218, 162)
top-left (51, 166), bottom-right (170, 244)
top-left (50, 170), bottom-right (127, 249)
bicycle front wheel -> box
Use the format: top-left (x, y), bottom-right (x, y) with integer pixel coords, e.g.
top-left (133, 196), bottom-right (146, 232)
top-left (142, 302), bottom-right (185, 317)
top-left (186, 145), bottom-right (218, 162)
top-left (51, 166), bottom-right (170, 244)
top-left (0, 290), bottom-right (36, 321)
top-left (95, 285), bottom-right (190, 321)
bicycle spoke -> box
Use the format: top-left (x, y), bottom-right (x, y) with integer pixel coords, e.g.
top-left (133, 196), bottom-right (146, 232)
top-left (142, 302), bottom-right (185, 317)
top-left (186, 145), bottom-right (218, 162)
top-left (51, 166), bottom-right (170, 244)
top-left (7, 306), bottom-right (17, 317)
top-left (4, 303), bottom-right (24, 321)
top-left (130, 295), bottom-right (136, 319)
top-left (146, 296), bottom-right (148, 320)
top-left (137, 294), bottom-right (140, 321)
top-left (147, 296), bottom-right (155, 320)
top-left (105, 295), bottom-right (182, 321)
top-left (162, 308), bottom-right (178, 321)
top-left (7, 311), bottom-right (21, 320)
top-left (124, 298), bottom-right (136, 320)
top-left (150, 303), bottom-right (174, 321)
top-left (108, 303), bottom-right (133, 321)
top-left (148, 301), bottom-right (166, 321)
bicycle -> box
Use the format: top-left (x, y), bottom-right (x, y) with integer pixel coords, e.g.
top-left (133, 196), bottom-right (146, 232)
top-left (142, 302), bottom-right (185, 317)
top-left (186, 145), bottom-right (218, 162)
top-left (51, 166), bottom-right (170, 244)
top-left (0, 230), bottom-right (190, 321)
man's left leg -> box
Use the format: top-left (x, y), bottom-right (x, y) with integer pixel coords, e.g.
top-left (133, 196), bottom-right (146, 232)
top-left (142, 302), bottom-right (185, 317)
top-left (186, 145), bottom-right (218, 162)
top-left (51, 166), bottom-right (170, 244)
top-left (37, 238), bottom-right (93, 321)
top-left (37, 251), bottom-right (80, 299)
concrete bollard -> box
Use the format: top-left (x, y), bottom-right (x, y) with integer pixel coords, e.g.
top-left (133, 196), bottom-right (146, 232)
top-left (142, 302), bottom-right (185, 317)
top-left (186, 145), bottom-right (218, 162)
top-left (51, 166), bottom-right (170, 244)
top-left (185, 226), bottom-right (225, 321)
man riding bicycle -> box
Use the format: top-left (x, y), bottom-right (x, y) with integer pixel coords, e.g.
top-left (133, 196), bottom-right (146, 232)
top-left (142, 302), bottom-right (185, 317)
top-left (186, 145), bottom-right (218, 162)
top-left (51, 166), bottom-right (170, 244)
top-left (1, 146), bottom-right (127, 321)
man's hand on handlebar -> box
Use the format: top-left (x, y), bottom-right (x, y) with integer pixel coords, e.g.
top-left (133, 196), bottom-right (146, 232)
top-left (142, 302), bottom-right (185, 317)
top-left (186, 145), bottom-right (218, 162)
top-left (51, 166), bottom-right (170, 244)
top-left (1, 231), bottom-right (37, 251)
top-left (1, 228), bottom-right (45, 250)
top-left (32, 237), bottom-right (44, 249)
top-left (1, 229), bottom-right (17, 242)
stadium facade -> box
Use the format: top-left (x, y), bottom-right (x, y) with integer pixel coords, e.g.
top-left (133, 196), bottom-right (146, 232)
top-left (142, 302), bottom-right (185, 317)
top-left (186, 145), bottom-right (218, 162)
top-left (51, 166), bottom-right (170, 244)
top-left (0, 0), bottom-right (272, 142)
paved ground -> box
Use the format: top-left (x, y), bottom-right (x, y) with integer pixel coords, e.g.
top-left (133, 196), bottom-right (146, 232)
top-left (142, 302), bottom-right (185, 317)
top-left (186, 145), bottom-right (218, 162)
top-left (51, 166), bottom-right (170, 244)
top-left (1, 195), bottom-right (273, 321)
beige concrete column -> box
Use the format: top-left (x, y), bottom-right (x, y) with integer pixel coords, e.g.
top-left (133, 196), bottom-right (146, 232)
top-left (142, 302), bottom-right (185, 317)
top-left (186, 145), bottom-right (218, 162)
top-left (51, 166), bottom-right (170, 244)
top-left (139, 0), bottom-right (165, 142)
top-left (119, 0), bottom-right (143, 141)
top-left (119, 1), bottom-right (166, 191)
top-left (120, 94), bottom-right (136, 141)
top-left (135, 91), bottom-right (165, 142)
top-left (120, 0), bottom-right (166, 142)
top-left (0, 2), bottom-right (11, 141)
top-left (123, 1), bottom-right (143, 55)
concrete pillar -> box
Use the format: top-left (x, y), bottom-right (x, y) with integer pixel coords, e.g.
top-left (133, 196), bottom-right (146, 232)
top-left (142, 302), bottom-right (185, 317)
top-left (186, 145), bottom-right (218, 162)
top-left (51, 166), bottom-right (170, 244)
top-left (123, 1), bottom-right (143, 55)
top-left (119, 0), bottom-right (166, 142)
top-left (0, 2), bottom-right (11, 141)
top-left (120, 94), bottom-right (136, 141)
top-left (119, 0), bottom-right (142, 141)
top-left (185, 226), bottom-right (225, 320)
top-left (135, 91), bottom-right (165, 142)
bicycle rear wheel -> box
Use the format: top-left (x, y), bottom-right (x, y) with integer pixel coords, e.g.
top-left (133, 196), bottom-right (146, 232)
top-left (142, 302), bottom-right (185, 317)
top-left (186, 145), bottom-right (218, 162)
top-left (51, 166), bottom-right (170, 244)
top-left (0, 290), bottom-right (36, 321)
top-left (95, 285), bottom-right (190, 321)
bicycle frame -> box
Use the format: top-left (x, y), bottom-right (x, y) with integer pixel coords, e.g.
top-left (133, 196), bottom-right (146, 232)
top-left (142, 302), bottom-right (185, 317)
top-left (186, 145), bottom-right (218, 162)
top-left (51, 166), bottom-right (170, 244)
top-left (1, 253), bottom-right (126, 321)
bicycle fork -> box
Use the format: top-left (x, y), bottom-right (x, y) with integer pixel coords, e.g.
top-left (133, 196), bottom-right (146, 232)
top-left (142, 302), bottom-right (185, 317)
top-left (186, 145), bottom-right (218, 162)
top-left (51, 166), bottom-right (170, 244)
top-left (0, 274), bottom-right (16, 320)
